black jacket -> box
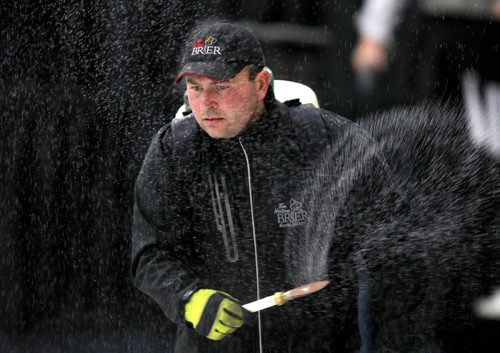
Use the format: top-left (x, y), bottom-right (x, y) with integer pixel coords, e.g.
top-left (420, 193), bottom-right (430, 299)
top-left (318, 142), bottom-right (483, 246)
top-left (131, 99), bottom-right (389, 353)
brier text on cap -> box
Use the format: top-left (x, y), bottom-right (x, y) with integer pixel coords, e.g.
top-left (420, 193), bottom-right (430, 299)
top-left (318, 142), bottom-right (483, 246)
top-left (175, 22), bottom-right (265, 84)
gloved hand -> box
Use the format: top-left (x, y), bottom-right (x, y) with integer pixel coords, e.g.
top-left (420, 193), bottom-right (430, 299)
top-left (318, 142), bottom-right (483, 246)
top-left (184, 289), bottom-right (244, 340)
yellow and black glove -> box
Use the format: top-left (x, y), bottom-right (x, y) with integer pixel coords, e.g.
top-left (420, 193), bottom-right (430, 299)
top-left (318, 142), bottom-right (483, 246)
top-left (184, 289), bottom-right (244, 340)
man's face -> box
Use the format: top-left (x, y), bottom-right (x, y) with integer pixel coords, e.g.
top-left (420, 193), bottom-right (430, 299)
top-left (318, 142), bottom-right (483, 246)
top-left (185, 66), bottom-right (270, 138)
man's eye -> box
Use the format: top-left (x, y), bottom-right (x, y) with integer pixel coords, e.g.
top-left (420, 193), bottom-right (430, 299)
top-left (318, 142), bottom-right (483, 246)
top-left (216, 85), bottom-right (228, 91)
top-left (189, 85), bottom-right (201, 92)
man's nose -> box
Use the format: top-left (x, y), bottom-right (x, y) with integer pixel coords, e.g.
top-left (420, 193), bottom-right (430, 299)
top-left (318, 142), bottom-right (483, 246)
top-left (200, 88), bottom-right (218, 108)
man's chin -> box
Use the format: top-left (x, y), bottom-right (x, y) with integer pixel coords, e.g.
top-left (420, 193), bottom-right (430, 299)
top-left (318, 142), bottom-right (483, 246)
top-left (205, 129), bottom-right (240, 139)
top-left (201, 121), bottom-right (245, 139)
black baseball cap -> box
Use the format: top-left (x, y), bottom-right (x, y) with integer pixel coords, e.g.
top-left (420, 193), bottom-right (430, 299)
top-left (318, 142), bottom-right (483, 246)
top-left (174, 22), bottom-right (265, 85)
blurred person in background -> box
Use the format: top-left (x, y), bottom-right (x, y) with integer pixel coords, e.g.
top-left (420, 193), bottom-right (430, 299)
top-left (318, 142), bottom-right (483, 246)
top-left (352, 0), bottom-right (500, 104)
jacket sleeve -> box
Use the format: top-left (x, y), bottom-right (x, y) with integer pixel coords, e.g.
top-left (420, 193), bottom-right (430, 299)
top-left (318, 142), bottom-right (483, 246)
top-left (131, 124), bottom-right (201, 325)
top-left (354, 0), bottom-right (409, 46)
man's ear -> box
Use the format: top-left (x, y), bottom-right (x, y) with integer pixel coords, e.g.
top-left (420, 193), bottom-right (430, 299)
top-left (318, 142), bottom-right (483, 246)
top-left (256, 69), bottom-right (271, 101)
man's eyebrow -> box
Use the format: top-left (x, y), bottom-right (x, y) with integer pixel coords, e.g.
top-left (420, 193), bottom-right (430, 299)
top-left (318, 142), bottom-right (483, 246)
top-left (186, 77), bottom-right (200, 85)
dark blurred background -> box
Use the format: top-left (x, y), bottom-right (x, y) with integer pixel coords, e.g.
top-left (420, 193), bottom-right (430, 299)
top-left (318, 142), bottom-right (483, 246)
top-left (1, 1), bottom-right (212, 351)
top-left (1, 0), bottom-right (498, 352)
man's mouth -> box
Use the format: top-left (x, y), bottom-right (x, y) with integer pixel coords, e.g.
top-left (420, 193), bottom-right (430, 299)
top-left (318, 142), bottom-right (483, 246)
top-left (203, 117), bottom-right (224, 126)
top-left (203, 115), bottom-right (224, 122)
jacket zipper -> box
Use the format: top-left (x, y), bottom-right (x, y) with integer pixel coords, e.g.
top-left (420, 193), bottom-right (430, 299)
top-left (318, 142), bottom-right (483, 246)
top-left (239, 137), bottom-right (263, 353)
top-left (208, 171), bottom-right (239, 262)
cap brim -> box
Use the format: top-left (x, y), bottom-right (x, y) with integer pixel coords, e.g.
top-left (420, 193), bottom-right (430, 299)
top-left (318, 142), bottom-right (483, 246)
top-left (174, 61), bottom-right (247, 85)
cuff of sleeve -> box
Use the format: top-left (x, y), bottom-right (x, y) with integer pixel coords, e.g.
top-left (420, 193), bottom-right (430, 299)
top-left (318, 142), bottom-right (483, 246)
top-left (179, 284), bottom-right (202, 324)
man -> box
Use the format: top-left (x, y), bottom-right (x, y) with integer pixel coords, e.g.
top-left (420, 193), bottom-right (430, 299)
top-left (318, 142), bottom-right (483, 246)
top-left (131, 21), bottom-right (390, 353)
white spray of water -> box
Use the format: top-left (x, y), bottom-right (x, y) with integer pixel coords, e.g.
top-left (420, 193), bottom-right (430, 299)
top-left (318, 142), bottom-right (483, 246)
top-left (285, 119), bottom-right (395, 287)
top-left (284, 100), bottom-right (500, 350)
